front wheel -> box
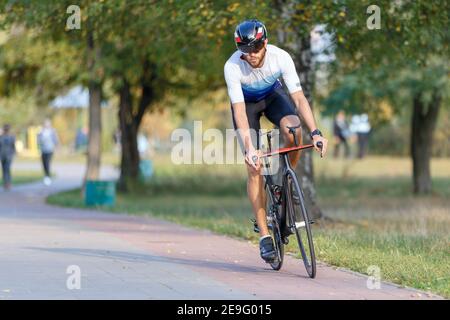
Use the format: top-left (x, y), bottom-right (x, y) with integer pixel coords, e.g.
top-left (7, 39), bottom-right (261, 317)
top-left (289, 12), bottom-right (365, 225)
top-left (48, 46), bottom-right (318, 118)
top-left (265, 184), bottom-right (284, 270)
top-left (285, 172), bottom-right (317, 278)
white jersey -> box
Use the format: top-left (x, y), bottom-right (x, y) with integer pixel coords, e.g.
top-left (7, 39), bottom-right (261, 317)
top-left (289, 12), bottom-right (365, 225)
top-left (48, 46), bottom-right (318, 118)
top-left (224, 44), bottom-right (302, 103)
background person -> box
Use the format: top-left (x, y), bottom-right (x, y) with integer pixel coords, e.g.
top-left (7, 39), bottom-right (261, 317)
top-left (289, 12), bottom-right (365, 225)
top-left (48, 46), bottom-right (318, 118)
top-left (37, 119), bottom-right (59, 185)
top-left (0, 124), bottom-right (16, 191)
top-left (333, 110), bottom-right (350, 158)
top-left (350, 113), bottom-right (371, 159)
top-left (138, 132), bottom-right (149, 158)
top-left (74, 126), bottom-right (88, 153)
top-left (113, 128), bottom-right (121, 153)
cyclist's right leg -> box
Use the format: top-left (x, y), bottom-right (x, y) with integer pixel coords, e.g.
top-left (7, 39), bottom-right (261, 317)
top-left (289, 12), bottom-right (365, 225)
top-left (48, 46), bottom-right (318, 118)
top-left (231, 100), bottom-right (270, 237)
top-left (246, 156), bottom-right (276, 262)
top-left (246, 162), bottom-right (268, 237)
top-left (231, 101), bottom-right (276, 262)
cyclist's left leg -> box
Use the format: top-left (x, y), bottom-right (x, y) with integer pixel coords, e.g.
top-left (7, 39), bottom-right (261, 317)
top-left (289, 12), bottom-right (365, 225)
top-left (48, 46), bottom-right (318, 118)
top-left (279, 115), bottom-right (302, 168)
top-left (264, 89), bottom-right (302, 238)
top-left (264, 88), bottom-right (302, 168)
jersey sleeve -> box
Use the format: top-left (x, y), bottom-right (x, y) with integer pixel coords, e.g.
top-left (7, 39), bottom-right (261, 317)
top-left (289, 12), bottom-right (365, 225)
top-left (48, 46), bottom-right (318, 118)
top-left (224, 61), bottom-right (245, 104)
top-left (279, 49), bottom-right (302, 94)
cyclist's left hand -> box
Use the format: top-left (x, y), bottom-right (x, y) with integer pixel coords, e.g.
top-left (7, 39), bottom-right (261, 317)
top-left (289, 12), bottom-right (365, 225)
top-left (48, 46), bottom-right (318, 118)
top-left (313, 135), bottom-right (328, 157)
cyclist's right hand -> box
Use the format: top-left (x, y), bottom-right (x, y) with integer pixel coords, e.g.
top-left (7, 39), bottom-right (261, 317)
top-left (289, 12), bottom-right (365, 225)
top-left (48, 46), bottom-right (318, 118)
top-left (245, 147), bottom-right (260, 170)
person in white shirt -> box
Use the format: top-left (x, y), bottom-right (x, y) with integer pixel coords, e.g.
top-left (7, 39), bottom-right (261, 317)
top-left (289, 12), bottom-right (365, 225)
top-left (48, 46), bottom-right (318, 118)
top-left (0, 124), bottom-right (16, 190)
top-left (350, 113), bottom-right (371, 158)
top-left (37, 119), bottom-right (59, 185)
top-left (224, 19), bottom-right (328, 263)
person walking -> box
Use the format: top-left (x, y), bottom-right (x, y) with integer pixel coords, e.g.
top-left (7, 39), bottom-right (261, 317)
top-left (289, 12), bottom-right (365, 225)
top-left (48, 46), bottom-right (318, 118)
top-left (350, 113), bottom-right (371, 159)
top-left (333, 110), bottom-right (350, 158)
top-left (37, 119), bottom-right (59, 186)
top-left (74, 127), bottom-right (88, 153)
top-left (0, 124), bottom-right (16, 191)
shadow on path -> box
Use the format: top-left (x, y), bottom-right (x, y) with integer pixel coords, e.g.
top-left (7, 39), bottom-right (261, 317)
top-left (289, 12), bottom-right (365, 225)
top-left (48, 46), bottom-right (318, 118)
top-left (25, 246), bottom-right (303, 278)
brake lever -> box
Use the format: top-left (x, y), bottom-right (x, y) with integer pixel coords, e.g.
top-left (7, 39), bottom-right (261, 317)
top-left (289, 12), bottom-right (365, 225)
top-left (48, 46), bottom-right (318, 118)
top-left (316, 141), bottom-right (323, 158)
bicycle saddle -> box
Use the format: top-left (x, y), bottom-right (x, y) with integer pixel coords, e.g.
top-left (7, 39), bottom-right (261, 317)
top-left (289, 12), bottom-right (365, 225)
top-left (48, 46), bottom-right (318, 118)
top-left (286, 125), bottom-right (301, 134)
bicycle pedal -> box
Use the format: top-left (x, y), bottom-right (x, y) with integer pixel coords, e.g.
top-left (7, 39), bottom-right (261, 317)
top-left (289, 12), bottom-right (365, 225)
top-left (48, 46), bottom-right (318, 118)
top-left (251, 219), bottom-right (260, 233)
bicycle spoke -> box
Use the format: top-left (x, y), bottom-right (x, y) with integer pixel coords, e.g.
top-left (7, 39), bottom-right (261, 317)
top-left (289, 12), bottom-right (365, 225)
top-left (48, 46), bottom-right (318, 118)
top-left (265, 184), bottom-right (284, 271)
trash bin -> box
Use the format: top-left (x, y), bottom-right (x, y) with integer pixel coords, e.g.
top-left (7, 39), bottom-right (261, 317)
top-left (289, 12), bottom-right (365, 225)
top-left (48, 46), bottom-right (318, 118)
top-left (84, 180), bottom-right (116, 206)
top-left (139, 159), bottom-right (154, 182)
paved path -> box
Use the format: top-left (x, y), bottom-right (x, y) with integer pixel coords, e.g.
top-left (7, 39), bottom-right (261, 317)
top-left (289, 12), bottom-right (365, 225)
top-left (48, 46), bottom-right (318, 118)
top-left (0, 161), bottom-right (443, 299)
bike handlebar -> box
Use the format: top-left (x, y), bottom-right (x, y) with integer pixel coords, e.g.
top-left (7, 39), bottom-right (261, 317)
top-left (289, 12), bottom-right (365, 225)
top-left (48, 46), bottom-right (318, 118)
top-left (251, 139), bottom-right (324, 163)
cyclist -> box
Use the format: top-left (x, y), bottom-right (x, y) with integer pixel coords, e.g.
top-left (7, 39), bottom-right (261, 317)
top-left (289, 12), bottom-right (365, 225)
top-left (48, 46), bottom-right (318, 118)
top-left (224, 19), bottom-right (328, 263)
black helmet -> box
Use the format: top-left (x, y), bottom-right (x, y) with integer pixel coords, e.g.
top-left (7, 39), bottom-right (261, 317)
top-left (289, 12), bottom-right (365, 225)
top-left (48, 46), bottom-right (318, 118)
top-left (234, 19), bottom-right (267, 53)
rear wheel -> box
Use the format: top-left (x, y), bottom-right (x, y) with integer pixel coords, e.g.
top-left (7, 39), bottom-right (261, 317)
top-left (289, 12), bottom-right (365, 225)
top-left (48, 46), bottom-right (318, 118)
top-left (285, 172), bottom-right (316, 278)
top-left (265, 184), bottom-right (284, 270)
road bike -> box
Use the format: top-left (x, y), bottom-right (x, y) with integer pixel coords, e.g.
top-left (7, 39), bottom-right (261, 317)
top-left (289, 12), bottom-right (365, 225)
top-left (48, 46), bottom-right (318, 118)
top-left (252, 125), bottom-right (322, 278)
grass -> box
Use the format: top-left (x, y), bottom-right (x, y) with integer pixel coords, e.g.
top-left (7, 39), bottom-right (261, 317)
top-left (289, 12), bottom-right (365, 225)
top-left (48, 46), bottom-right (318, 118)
top-left (47, 154), bottom-right (450, 298)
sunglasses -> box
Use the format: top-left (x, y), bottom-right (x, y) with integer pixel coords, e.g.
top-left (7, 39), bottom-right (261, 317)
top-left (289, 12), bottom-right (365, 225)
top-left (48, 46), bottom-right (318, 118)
top-left (238, 41), bottom-right (265, 54)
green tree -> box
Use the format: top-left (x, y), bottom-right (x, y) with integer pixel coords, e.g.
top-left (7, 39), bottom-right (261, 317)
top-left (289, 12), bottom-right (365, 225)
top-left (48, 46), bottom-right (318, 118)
top-left (1, 0), bottom-right (108, 183)
top-left (101, 0), bottom-right (271, 190)
top-left (270, 0), bottom-right (355, 219)
top-left (321, 0), bottom-right (449, 194)
top-left (0, 26), bottom-right (80, 129)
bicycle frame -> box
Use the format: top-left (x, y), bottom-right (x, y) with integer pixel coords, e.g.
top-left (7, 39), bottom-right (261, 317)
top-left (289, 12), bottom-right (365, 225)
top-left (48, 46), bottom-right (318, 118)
top-left (259, 130), bottom-right (315, 236)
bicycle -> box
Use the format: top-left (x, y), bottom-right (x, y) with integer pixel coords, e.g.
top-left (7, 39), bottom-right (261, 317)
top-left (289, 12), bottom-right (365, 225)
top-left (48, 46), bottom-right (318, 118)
top-left (252, 125), bottom-right (322, 278)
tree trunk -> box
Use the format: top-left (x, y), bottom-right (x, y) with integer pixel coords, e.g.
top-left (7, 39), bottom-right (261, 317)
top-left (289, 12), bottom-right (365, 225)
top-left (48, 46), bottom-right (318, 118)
top-left (411, 91), bottom-right (441, 194)
top-left (117, 78), bottom-right (140, 192)
top-left (275, 0), bottom-right (323, 220)
top-left (117, 61), bottom-right (156, 192)
top-left (84, 30), bottom-right (102, 183)
top-left (293, 35), bottom-right (323, 220)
